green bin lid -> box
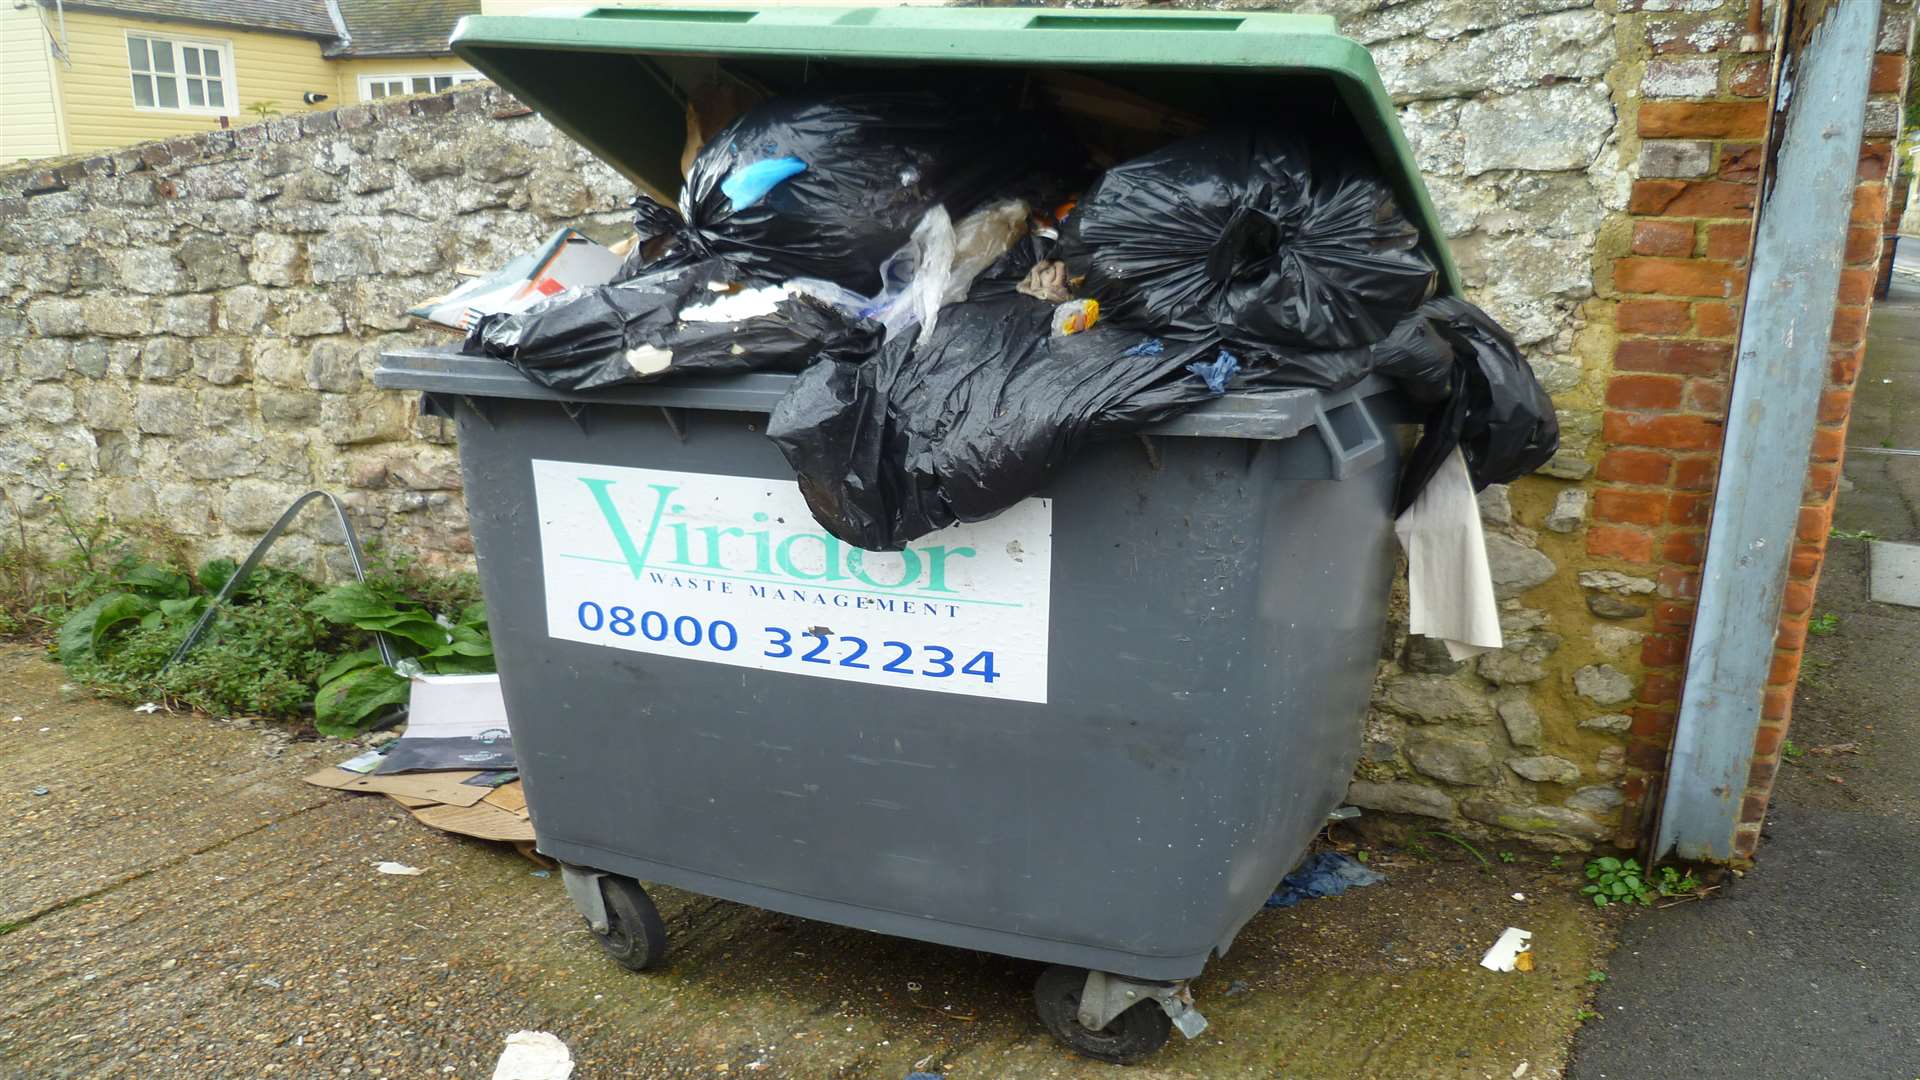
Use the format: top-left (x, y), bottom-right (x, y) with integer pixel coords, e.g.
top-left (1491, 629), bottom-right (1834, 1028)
top-left (450, 5), bottom-right (1458, 291)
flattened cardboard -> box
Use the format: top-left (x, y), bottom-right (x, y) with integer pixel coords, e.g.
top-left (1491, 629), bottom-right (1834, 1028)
top-left (482, 781), bottom-right (528, 817)
top-left (411, 802), bottom-right (537, 843)
top-left (383, 793), bottom-right (437, 809)
top-left (341, 770), bottom-right (491, 806)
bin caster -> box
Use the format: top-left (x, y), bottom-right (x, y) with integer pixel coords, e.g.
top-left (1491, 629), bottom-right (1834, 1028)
top-left (561, 865), bottom-right (668, 972)
top-left (1034, 965), bottom-right (1205, 1064)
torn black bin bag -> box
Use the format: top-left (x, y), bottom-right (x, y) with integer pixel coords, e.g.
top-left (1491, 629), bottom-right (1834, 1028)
top-left (624, 91), bottom-right (1071, 294)
top-left (768, 295), bottom-right (1220, 551)
top-left (1059, 127), bottom-right (1437, 351)
top-left (1394, 297), bottom-right (1560, 514)
top-left (466, 261), bottom-right (882, 392)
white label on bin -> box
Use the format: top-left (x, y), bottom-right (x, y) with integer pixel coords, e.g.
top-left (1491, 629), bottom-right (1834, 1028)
top-left (530, 460), bottom-right (1053, 702)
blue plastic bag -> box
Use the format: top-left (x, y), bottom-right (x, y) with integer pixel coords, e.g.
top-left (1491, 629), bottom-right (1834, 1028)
top-left (1265, 852), bottom-right (1386, 908)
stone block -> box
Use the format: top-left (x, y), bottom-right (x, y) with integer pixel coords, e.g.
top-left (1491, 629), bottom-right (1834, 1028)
top-left (24, 384), bottom-right (76, 424)
top-left (1544, 489), bottom-right (1588, 533)
top-left (306, 340), bottom-right (361, 391)
top-left (81, 296), bottom-right (154, 337)
top-left (252, 341), bottom-right (307, 388)
top-left (1379, 673), bottom-right (1492, 724)
top-left (1594, 746), bottom-right (1626, 779)
top-left (320, 395), bottom-right (409, 444)
top-left (193, 338), bottom-right (247, 385)
top-left (1486, 534), bottom-right (1556, 598)
top-left (308, 229), bottom-right (377, 283)
top-left (1376, 10), bottom-right (1614, 102)
top-left (1460, 798), bottom-right (1609, 842)
top-left (287, 297), bottom-right (346, 337)
top-left (71, 341), bottom-right (109, 377)
top-left (1476, 484), bottom-right (1512, 525)
top-left (1509, 755), bottom-right (1581, 784)
top-left (528, 169), bottom-right (593, 218)
top-left (139, 337), bottom-right (193, 380)
top-left (257, 388), bottom-right (319, 425)
top-left (1460, 83), bottom-right (1614, 174)
top-left (221, 286), bottom-right (270, 333)
top-left (134, 385), bottom-right (196, 435)
top-left (1407, 731), bottom-right (1497, 786)
top-left (25, 298), bottom-right (84, 337)
top-left (161, 294), bottom-right (216, 337)
top-left (176, 233), bottom-right (247, 291)
top-left (468, 139), bottom-right (534, 182)
top-left (1498, 698), bottom-right (1543, 749)
top-left (352, 278), bottom-right (419, 331)
top-left (376, 229), bottom-right (444, 275)
top-left (1401, 635), bottom-right (1463, 675)
top-left (1564, 785), bottom-right (1624, 817)
top-left (250, 233), bottom-right (304, 286)
top-left (1579, 570), bottom-right (1657, 594)
top-left (181, 433), bottom-right (263, 480)
top-left (1637, 140), bottom-right (1713, 179)
top-left (1591, 624), bottom-right (1644, 659)
top-left (223, 480), bottom-right (305, 533)
top-left (1579, 714), bottom-right (1632, 735)
top-left (119, 247), bottom-right (182, 294)
top-left (1642, 58), bottom-right (1718, 99)
top-left (20, 339), bottom-right (69, 380)
top-left (1345, 781), bottom-right (1456, 821)
top-left (79, 383), bottom-right (133, 429)
top-left (1574, 664), bottom-right (1634, 705)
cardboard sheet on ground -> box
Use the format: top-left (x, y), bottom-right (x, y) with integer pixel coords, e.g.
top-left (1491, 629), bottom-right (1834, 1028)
top-left (302, 765), bottom-right (492, 806)
top-left (412, 802), bottom-right (537, 843)
top-left (372, 673), bottom-right (516, 774)
top-left (483, 782), bottom-right (529, 818)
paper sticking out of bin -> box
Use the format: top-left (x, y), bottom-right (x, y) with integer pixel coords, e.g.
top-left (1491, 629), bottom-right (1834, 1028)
top-left (373, 673), bottom-right (516, 773)
top-left (410, 227), bottom-right (623, 331)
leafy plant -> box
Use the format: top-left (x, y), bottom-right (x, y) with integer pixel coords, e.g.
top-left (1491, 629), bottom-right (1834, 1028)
top-left (1548, 855), bottom-right (1565, 870)
top-left (245, 100), bottom-right (282, 120)
top-left (1656, 865), bottom-right (1701, 898)
top-left (1582, 856), bottom-right (1655, 907)
top-left (1829, 527), bottom-right (1879, 542)
top-left (1586, 970), bottom-right (1608, 983)
top-left (1498, 851), bottom-right (1517, 864)
top-left (1808, 613), bottom-right (1839, 636)
top-left (1784, 738), bottom-right (1807, 761)
top-left (305, 580), bottom-right (492, 737)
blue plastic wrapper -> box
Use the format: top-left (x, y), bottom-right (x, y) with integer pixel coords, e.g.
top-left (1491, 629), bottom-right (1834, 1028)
top-left (1265, 851), bottom-right (1386, 908)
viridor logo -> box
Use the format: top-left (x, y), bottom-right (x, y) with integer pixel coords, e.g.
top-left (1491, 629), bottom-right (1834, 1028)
top-left (579, 479), bottom-right (978, 594)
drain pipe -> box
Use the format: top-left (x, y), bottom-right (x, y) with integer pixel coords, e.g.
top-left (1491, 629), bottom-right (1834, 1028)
top-left (1652, 0), bottom-right (1883, 862)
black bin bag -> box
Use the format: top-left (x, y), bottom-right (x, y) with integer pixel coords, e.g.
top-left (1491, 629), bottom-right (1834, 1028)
top-left (626, 91), bottom-right (1070, 294)
top-left (768, 295), bottom-right (1221, 551)
top-left (1059, 127), bottom-right (1438, 351)
top-left (465, 260), bottom-right (882, 392)
top-left (1395, 297), bottom-right (1560, 513)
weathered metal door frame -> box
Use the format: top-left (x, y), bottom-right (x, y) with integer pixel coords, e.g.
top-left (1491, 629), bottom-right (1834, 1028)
top-left (1653, 0), bottom-right (1883, 862)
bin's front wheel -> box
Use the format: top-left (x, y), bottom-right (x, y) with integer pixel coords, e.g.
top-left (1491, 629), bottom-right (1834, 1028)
top-left (592, 876), bottom-right (668, 972)
top-left (1033, 964), bottom-right (1173, 1065)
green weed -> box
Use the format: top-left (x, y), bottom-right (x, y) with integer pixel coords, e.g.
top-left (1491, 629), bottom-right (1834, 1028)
top-left (1808, 613), bottom-right (1839, 636)
top-left (1829, 527), bottom-right (1879, 542)
top-left (1583, 856), bottom-right (1654, 907)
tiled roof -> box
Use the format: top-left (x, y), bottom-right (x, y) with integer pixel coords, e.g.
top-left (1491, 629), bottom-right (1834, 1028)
top-left (55, 0), bottom-right (339, 39)
top-left (327, 0), bottom-right (477, 57)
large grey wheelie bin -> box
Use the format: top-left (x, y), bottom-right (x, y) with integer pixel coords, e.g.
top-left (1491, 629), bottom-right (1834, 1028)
top-left (375, 6), bottom-right (1459, 1064)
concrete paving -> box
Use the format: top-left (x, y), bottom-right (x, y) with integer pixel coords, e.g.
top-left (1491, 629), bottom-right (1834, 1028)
top-left (0, 645), bottom-right (1612, 1079)
top-left (1567, 272), bottom-right (1920, 1080)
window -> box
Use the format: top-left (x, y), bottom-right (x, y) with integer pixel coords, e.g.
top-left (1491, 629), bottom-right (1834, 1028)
top-left (359, 71), bottom-right (484, 101)
top-left (127, 33), bottom-right (235, 115)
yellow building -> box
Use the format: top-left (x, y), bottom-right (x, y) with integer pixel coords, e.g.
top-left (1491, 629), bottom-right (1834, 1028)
top-left (1, 0), bottom-right (483, 163)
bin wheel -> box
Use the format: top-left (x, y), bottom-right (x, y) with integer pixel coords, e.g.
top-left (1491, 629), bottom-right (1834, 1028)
top-left (1032, 964), bottom-right (1173, 1065)
top-left (592, 876), bottom-right (668, 972)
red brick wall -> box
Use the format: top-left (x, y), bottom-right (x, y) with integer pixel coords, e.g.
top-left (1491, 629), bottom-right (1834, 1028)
top-left (1603, 2), bottom-right (1915, 859)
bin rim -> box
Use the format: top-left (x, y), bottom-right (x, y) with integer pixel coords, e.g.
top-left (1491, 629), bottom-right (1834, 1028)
top-left (375, 344), bottom-right (1412, 446)
top-left (446, 5), bottom-right (1461, 293)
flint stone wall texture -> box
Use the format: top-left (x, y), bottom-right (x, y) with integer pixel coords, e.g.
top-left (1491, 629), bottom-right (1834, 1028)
top-left (1, 0), bottom-right (1768, 852)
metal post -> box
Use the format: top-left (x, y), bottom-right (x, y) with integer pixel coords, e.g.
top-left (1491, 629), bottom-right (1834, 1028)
top-left (1653, 0), bottom-right (1883, 862)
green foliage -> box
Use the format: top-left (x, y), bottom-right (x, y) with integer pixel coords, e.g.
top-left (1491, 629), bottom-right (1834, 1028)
top-left (1548, 854), bottom-right (1565, 870)
top-left (1656, 865), bottom-right (1701, 898)
top-left (1829, 527), bottom-right (1879, 542)
top-left (1784, 738), bottom-right (1807, 760)
top-left (1498, 851), bottom-right (1517, 864)
top-left (1582, 856), bottom-right (1655, 908)
top-left (1808, 613), bottom-right (1839, 636)
top-left (1586, 970), bottom-right (1608, 984)
top-left (1421, 829), bottom-right (1490, 870)
top-left (304, 578), bottom-right (493, 736)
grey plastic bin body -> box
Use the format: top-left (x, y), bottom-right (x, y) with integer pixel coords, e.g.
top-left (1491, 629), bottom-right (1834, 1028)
top-left (376, 348), bottom-right (1403, 981)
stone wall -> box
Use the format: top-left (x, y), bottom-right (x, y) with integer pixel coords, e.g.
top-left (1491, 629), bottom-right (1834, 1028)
top-left (5, 1), bottom-right (1905, 855)
top-left (0, 86), bottom-right (634, 574)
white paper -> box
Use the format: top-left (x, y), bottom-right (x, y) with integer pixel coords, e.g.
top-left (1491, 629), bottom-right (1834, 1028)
top-left (1395, 448), bottom-right (1503, 659)
top-left (1479, 926), bottom-right (1533, 972)
top-left (492, 1030), bottom-right (574, 1080)
top-left (532, 460), bottom-right (1054, 702)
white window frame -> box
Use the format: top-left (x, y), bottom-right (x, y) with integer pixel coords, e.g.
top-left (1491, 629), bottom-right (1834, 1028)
top-left (124, 30), bottom-right (237, 117)
top-left (358, 71), bottom-right (484, 102)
